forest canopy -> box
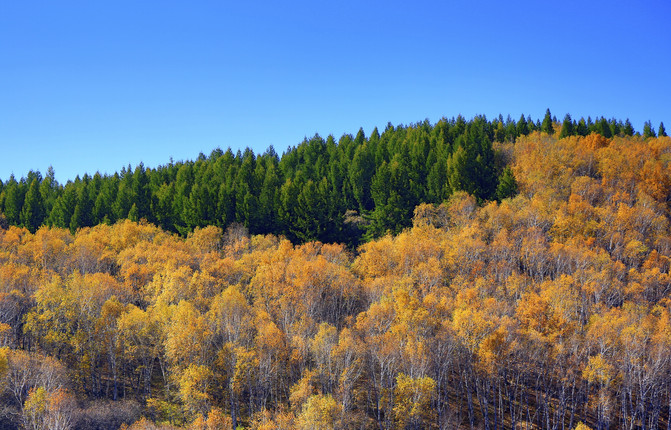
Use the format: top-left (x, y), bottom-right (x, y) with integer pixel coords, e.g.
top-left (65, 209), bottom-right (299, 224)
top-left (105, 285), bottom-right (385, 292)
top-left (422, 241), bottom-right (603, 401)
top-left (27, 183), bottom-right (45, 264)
top-left (0, 112), bottom-right (670, 429)
top-left (1, 112), bottom-right (665, 247)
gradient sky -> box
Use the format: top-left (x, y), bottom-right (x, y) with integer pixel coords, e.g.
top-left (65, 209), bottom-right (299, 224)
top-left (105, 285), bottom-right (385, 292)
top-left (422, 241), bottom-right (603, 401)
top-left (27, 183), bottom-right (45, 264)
top-left (2, 0), bottom-right (670, 183)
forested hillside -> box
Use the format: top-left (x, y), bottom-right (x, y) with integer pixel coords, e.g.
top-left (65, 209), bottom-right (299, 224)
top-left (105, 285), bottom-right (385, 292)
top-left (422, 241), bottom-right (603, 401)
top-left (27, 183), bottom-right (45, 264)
top-left (1, 112), bottom-right (665, 246)
top-left (1, 115), bottom-right (671, 430)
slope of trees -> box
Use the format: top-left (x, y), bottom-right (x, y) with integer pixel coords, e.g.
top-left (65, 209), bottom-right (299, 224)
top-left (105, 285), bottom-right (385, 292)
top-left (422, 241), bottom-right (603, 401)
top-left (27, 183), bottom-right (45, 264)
top-left (2, 113), bottom-right (657, 248)
top-left (0, 127), bottom-right (670, 428)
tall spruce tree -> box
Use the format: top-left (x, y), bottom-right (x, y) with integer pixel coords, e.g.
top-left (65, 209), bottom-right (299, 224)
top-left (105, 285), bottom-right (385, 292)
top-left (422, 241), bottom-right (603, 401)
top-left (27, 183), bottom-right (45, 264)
top-left (516, 114), bottom-right (529, 136)
top-left (496, 166), bottom-right (518, 200)
top-left (576, 117), bottom-right (589, 136)
top-left (39, 166), bottom-right (59, 217)
top-left (69, 180), bottom-right (93, 233)
top-left (598, 117), bottom-right (612, 138)
top-left (623, 119), bottom-right (635, 136)
top-left (1, 175), bottom-right (22, 225)
top-left (20, 178), bottom-right (45, 233)
top-left (541, 109), bottom-right (554, 134)
top-left (658, 122), bottom-right (667, 137)
top-left (558, 113), bottom-right (574, 139)
top-left (643, 120), bottom-right (656, 138)
top-left (48, 186), bottom-right (77, 228)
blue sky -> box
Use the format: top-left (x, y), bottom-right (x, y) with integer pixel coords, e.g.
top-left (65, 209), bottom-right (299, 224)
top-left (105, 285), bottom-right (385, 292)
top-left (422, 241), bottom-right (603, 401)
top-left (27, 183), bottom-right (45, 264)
top-left (2, 0), bottom-right (670, 183)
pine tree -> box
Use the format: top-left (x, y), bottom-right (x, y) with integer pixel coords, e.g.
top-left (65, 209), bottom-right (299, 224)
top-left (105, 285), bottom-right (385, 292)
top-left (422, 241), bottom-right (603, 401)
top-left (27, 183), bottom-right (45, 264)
top-left (623, 119), bottom-right (635, 136)
top-left (132, 163), bottom-right (152, 221)
top-left (558, 113), bottom-right (574, 139)
top-left (426, 156), bottom-right (449, 202)
top-left (155, 182), bottom-right (177, 231)
top-left (528, 115), bottom-right (538, 132)
top-left (93, 182), bottom-right (113, 225)
top-left (658, 122), bottom-right (667, 137)
top-left (293, 180), bottom-right (325, 242)
top-left (216, 183), bottom-right (235, 228)
top-left (48, 186), bottom-right (76, 228)
top-left (172, 163), bottom-right (194, 233)
top-left (587, 116), bottom-right (595, 133)
top-left (541, 109), bottom-right (554, 135)
top-left (350, 144), bottom-right (375, 212)
top-left (366, 153), bottom-right (416, 238)
top-left (576, 118), bottom-right (589, 136)
top-left (128, 203), bottom-right (139, 222)
top-left (39, 166), bottom-right (59, 217)
top-left (598, 117), bottom-right (612, 138)
top-left (278, 178), bottom-right (301, 242)
top-left (447, 142), bottom-right (471, 196)
top-left (496, 167), bottom-right (518, 200)
top-left (1, 175), bottom-right (23, 225)
top-left (505, 120), bottom-right (517, 141)
top-left (643, 120), bottom-right (656, 138)
top-left (69, 181), bottom-right (93, 233)
top-left (257, 161), bottom-right (281, 234)
top-left (114, 167), bottom-right (134, 221)
top-left (609, 119), bottom-right (621, 137)
top-left (20, 178), bottom-right (45, 233)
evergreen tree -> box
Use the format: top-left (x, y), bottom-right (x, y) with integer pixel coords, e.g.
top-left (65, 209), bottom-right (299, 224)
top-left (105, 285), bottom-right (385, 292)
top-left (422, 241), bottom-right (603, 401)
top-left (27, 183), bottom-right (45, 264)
top-left (114, 167), bottom-right (134, 221)
top-left (293, 180), bottom-right (325, 242)
top-left (155, 182), bottom-right (177, 231)
top-left (1, 175), bottom-right (23, 225)
top-left (93, 181), bottom-right (114, 225)
top-left (504, 120), bottom-right (517, 141)
top-left (128, 203), bottom-right (139, 222)
top-left (216, 183), bottom-right (235, 228)
top-left (257, 161), bottom-right (281, 234)
top-left (496, 167), bottom-right (518, 200)
top-left (367, 156), bottom-right (414, 239)
top-left (541, 108), bottom-right (554, 134)
top-left (643, 120), bottom-right (656, 138)
top-left (658, 122), bottom-right (667, 137)
top-left (349, 144), bottom-right (375, 212)
top-left (39, 166), bottom-right (59, 217)
top-left (188, 183), bottom-right (213, 228)
top-left (447, 143), bottom-right (471, 196)
top-left (132, 163), bottom-right (152, 221)
top-left (609, 119), bottom-right (621, 137)
top-left (20, 178), bottom-right (45, 233)
top-left (172, 163), bottom-right (194, 233)
top-left (558, 113), bottom-right (574, 139)
top-left (623, 119), bottom-right (635, 136)
top-left (597, 117), bottom-right (612, 138)
top-left (48, 186), bottom-right (77, 228)
top-left (426, 156), bottom-right (449, 203)
top-left (576, 117), bottom-right (589, 136)
top-left (278, 178), bottom-right (301, 242)
top-left (516, 114), bottom-right (529, 136)
top-left (493, 121), bottom-right (506, 142)
top-left (69, 181), bottom-right (93, 233)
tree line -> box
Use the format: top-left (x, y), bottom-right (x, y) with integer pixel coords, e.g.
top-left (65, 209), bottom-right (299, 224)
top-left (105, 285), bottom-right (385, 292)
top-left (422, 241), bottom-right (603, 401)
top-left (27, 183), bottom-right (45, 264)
top-left (2, 111), bottom-right (665, 247)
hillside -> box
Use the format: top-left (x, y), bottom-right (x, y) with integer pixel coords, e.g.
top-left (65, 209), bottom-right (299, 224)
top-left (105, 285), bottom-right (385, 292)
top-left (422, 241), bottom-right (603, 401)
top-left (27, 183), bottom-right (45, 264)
top-left (1, 124), bottom-right (671, 429)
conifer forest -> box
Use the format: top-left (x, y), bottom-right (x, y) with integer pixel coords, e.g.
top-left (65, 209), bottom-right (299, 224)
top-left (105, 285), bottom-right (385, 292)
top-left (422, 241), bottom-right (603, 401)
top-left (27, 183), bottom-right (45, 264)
top-left (0, 111), bottom-right (670, 429)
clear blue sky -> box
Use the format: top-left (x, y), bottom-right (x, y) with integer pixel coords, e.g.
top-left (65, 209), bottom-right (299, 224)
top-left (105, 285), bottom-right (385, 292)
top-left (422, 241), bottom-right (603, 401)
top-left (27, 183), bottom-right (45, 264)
top-left (2, 0), bottom-right (670, 183)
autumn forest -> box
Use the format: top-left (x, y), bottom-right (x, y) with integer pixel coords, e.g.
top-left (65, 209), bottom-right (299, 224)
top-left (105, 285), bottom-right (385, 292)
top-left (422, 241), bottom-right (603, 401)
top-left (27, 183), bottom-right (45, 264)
top-left (1, 112), bottom-right (671, 429)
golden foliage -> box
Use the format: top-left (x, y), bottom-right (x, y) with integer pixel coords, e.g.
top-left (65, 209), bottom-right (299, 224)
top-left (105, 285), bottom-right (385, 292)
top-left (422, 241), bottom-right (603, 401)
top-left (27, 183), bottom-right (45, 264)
top-left (1, 132), bottom-right (671, 429)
